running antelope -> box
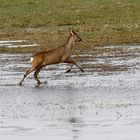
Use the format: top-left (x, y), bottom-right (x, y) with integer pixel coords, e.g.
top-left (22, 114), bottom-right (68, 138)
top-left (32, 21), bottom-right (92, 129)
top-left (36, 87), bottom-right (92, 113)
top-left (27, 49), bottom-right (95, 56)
top-left (19, 28), bottom-right (84, 86)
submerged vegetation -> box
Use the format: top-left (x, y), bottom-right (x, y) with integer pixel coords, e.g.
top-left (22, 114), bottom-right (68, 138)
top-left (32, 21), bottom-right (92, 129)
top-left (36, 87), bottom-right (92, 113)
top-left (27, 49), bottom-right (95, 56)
top-left (0, 0), bottom-right (140, 53)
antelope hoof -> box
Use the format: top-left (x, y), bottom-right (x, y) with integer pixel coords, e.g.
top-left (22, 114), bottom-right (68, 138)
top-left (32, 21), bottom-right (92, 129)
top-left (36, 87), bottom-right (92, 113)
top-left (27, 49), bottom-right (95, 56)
top-left (81, 69), bottom-right (85, 72)
top-left (37, 81), bottom-right (47, 86)
top-left (44, 81), bottom-right (47, 84)
top-left (37, 81), bottom-right (42, 85)
top-left (19, 82), bottom-right (22, 86)
top-left (66, 69), bottom-right (71, 73)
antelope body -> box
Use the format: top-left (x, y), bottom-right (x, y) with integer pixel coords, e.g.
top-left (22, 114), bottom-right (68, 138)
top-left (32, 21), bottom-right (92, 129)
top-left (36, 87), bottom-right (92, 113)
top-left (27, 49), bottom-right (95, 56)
top-left (19, 29), bottom-right (84, 86)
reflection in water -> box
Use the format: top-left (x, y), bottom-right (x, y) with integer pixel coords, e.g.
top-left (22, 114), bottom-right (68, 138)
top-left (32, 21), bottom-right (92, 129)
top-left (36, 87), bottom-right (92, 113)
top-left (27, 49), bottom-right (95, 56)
top-left (67, 117), bottom-right (83, 140)
top-left (64, 91), bottom-right (83, 140)
top-left (68, 117), bottom-right (80, 123)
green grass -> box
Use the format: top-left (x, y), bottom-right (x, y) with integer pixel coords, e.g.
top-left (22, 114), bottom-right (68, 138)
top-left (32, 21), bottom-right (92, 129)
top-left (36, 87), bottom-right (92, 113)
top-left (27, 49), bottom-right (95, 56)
top-left (0, 0), bottom-right (140, 53)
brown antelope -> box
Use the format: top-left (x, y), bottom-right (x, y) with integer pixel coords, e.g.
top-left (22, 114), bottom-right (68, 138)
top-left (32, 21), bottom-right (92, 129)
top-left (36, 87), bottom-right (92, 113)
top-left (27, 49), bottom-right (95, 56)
top-left (19, 28), bottom-right (84, 86)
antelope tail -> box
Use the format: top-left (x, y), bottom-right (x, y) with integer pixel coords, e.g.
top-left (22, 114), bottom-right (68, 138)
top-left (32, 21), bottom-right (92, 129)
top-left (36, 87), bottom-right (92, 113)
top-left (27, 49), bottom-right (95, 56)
top-left (31, 57), bottom-right (34, 62)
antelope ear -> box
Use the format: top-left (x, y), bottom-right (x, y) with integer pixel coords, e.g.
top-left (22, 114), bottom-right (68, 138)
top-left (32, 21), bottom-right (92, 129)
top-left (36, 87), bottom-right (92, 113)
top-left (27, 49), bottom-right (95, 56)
top-left (69, 28), bottom-right (74, 35)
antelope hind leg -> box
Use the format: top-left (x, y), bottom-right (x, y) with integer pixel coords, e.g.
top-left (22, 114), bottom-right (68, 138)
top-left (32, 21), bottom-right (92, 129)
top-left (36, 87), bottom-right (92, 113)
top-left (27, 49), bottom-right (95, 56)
top-left (34, 65), bottom-right (44, 85)
top-left (19, 67), bottom-right (35, 86)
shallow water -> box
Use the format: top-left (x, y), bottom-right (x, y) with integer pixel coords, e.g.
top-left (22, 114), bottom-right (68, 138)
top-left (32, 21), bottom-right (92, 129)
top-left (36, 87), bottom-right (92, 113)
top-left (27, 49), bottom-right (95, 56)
top-left (0, 45), bottom-right (140, 140)
top-left (0, 40), bottom-right (38, 48)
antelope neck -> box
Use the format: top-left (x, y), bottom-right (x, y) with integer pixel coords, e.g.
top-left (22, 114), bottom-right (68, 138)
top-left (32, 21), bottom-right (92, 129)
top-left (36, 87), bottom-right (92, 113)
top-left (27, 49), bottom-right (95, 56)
top-left (64, 35), bottom-right (74, 52)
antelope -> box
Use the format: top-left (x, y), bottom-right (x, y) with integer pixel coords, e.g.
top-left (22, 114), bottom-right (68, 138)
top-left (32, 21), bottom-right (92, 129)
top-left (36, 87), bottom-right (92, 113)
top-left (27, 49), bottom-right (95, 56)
top-left (19, 28), bottom-right (84, 86)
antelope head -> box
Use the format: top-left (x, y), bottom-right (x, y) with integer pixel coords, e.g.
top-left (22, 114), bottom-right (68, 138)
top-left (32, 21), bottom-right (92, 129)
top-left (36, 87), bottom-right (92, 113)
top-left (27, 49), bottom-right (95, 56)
top-left (69, 28), bottom-right (82, 45)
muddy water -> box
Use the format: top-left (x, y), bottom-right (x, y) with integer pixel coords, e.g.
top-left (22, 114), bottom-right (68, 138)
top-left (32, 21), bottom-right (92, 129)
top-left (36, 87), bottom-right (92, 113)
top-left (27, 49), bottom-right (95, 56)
top-left (0, 45), bottom-right (140, 140)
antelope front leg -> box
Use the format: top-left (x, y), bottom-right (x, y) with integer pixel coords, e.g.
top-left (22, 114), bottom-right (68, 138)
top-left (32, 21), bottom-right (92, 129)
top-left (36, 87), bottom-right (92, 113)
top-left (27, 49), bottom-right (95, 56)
top-left (64, 58), bottom-right (84, 72)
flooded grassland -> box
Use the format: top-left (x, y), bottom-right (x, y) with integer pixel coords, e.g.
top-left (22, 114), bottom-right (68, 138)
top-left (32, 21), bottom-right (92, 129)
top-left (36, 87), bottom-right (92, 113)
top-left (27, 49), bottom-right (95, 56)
top-left (1, 0), bottom-right (140, 139)
top-left (0, 44), bottom-right (140, 140)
